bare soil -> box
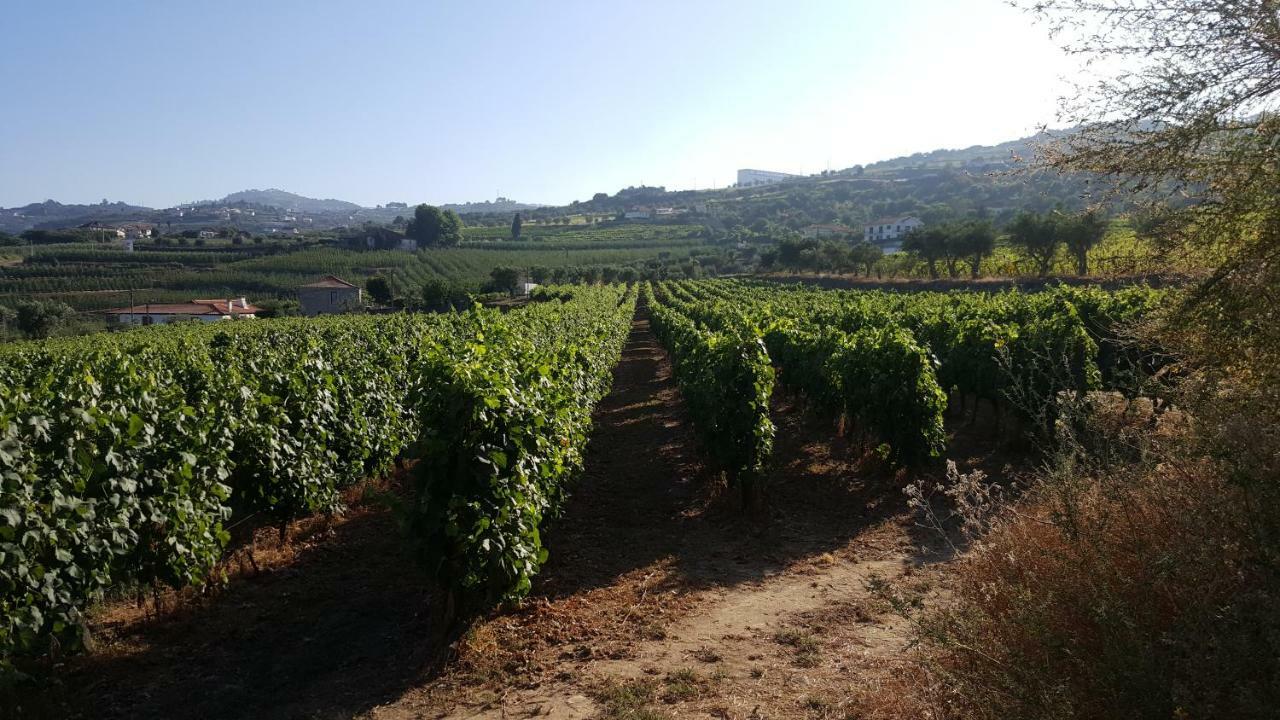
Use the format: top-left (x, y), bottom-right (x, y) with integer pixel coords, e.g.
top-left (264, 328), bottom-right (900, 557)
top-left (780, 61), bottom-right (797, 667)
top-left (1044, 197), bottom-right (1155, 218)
top-left (22, 310), bottom-right (1009, 719)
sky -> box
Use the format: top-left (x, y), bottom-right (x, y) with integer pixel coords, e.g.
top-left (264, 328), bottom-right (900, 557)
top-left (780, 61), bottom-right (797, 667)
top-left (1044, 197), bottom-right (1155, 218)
top-left (0, 0), bottom-right (1079, 209)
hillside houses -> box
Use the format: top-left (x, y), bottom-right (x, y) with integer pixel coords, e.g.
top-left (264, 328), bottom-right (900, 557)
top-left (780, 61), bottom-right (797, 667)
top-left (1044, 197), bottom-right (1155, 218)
top-left (78, 222), bottom-right (154, 239)
top-left (864, 215), bottom-right (923, 251)
top-left (105, 298), bottom-right (260, 326)
top-left (298, 275), bottom-right (362, 316)
top-left (344, 226), bottom-right (414, 251)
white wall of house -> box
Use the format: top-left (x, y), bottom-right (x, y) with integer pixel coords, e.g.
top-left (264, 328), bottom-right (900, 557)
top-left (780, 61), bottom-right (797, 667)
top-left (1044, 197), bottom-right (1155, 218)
top-left (864, 216), bottom-right (924, 246)
top-left (111, 313), bottom-right (252, 326)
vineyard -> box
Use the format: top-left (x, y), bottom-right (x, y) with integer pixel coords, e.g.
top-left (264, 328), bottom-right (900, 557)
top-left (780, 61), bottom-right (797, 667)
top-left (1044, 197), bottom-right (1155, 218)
top-left (0, 286), bottom-right (634, 672)
top-left (644, 279), bottom-right (1167, 503)
top-left (0, 224), bottom-right (712, 312)
top-left (1, 278), bottom-right (1171, 713)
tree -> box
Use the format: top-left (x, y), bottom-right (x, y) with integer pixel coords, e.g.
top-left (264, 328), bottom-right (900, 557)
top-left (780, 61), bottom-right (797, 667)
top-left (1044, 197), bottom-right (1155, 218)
top-left (776, 237), bottom-right (818, 270)
top-left (489, 266), bottom-right (520, 295)
top-left (902, 227), bottom-right (949, 279)
top-left (439, 209), bottom-right (463, 246)
top-left (0, 305), bottom-right (15, 341)
top-left (407, 204), bottom-right (441, 248)
top-left (1058, 211), bottom-right (1108, 276)
top-left (511, 213), bottom-right (522, 240)
top-left (1027, 0), bottom-right (1280, 281)
top-left (850, 241), bottom-right (884, 277)
top-left (950, 221), bottom-right (997, 278)
top-left (528, 265), bottom-right (550, 284)
top-left (407, 205), bottom-right (462, 248)
top-left (14, 299), bottom-right (73, 339)
top-left (365, 275), bottom-right (393, 305)
top-left (817, 240), bottom-right (851, 273)
top-left (420, 278), bottom-right (471, 312)
top-left (1006, 212), bottom-right (1060, 277)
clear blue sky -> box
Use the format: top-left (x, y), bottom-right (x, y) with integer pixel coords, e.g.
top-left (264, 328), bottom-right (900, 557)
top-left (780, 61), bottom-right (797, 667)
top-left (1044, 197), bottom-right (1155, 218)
top-left (0, 0), bottom-right (1075, 208)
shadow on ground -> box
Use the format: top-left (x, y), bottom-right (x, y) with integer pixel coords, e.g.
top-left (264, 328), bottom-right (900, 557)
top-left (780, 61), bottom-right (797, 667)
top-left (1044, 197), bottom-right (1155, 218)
top-left (31, 502), bottom-right (437, 720)
top-left (533, 308), bottom-right (1006, 604)
top-left (18, 307), bottom-right (1010, 719)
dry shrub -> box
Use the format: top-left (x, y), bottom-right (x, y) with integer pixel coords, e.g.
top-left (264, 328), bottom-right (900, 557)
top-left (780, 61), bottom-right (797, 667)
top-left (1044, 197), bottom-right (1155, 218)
top-left (891, 401), bottom-right (1280, 719)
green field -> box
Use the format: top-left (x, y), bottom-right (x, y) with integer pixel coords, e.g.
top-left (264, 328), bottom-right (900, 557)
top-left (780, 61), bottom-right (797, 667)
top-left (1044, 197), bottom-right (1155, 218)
top-left (0, 223), bottom-right (715, 311)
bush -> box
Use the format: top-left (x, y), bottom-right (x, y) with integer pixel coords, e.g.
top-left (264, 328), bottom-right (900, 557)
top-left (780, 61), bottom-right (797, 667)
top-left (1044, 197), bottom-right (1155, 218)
top-left (13, 299), bottom-right (73, 339)
top-left (889, 398), bottom-right (1280, 720)
top-left (420, 278), bottom-right (472, 312)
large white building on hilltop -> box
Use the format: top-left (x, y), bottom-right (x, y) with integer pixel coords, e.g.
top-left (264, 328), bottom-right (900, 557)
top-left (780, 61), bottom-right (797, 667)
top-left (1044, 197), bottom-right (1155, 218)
top-left (864, 215), bottom-right (924, 252)
top-left (736, 168), bottom-right (799, 188)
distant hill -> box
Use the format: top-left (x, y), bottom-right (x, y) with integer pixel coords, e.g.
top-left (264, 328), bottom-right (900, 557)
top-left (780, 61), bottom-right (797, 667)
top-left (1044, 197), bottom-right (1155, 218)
top-left (1, 130), bottom-right (1084, 236)
top-left (211, 189), bottom-right (362, 214)
top-left (440, 197), bottom-right (544, 215)
top-left (0, 199), bottom-right (155, 234)
top-left (859, 131), bottom-right (1063, 173)
top-left (515, 129), bottom-right (1114, 230)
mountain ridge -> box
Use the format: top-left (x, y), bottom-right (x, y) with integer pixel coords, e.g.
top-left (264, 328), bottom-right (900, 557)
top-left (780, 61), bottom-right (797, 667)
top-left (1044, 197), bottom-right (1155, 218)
top-left (1, 129), bottom-right (1065, 233)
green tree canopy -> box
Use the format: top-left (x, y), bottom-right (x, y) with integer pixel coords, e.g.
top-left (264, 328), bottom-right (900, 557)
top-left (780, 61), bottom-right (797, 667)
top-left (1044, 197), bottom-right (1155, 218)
top-left (1007, 212), bottom-right (1061, 277)
top-left (365, 275), bottom-right (393, 305)
top-left (14, 299), bottom-right (74, 339)
top-left (950, 220), bottom-right (997, 279)
top-left (1057, 211), bottom-right (1108, 276)
top-left (407, 205), bottom-right (464, 248)
top-left (420, 277), bottom-right (472, 312)
top-left (902, 227), bottom-right (950, 279)
top-left (489, 266), bottom-right (520, 295)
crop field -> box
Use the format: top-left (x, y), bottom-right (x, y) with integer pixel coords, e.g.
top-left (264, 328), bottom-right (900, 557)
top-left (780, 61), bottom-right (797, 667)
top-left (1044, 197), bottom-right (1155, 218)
top-left (0, 285), bottom-right (636, 670)
top-left (461, 222), bottom-right (703, 245)
top-left (0, 223), bottom-right (712, 311)
top-left (0, 278), bottom-right (1168, 689)
top-left (646, 278), bottom-right (1167, 502)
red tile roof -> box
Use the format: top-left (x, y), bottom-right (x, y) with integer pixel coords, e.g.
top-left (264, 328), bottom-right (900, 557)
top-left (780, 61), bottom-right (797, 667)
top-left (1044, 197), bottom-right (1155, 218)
top-left (104, 300), bottom-right (261, 316)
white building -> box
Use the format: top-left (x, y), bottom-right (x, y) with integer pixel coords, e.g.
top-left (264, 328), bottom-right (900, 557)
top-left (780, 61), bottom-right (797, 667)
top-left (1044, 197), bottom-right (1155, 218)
top-left (119, 224), bottom-right (154, 239)
top-left (736, 168), bottom-right (799, 188)
top-left (864, 216), bottom-right (924, 251)
top-left (624, 209), bottom-right (651, 220)
top-left (105, 298), bottom-right (260, 326)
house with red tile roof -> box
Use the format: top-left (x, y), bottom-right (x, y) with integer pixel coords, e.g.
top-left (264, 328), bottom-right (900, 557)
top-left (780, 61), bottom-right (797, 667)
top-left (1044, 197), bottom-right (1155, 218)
top-left (104, 298), bottom-right (261, 326)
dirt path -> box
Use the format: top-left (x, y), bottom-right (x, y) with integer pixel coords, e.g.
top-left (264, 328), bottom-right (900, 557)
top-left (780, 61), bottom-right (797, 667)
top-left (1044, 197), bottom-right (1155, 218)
top-left (369, 312), bottom-right (931, 719)
top-left (33, 310), bottom-right (958, 720)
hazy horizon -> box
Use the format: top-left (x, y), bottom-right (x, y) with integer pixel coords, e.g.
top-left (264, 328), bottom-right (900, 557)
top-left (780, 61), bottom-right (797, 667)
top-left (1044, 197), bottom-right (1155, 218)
top-left (0, 0), bottom-right (1076, 209)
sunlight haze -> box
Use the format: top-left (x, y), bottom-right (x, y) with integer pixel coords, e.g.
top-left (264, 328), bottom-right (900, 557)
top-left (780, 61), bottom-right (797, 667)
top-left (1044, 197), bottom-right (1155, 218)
top-left (0, 0), bottom-right (1075, 207)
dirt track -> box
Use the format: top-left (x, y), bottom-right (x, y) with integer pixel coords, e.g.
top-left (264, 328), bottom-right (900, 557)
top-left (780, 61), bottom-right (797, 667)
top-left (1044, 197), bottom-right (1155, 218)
top-left (39, 310), bottom-right (984, 719)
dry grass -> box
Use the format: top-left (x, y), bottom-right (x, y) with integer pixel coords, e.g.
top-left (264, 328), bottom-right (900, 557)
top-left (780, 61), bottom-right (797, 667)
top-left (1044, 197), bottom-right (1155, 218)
top-left (865, 398), bottom-right (1280, 719)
